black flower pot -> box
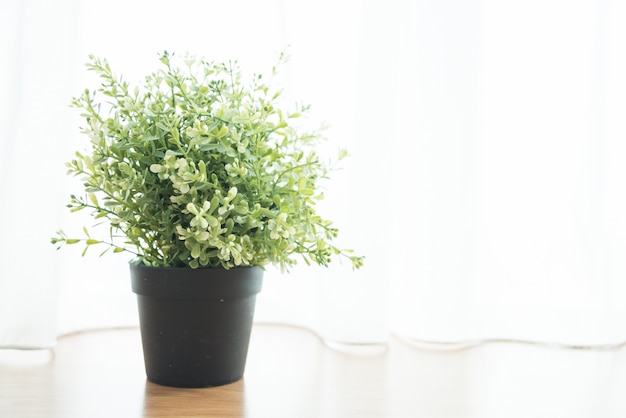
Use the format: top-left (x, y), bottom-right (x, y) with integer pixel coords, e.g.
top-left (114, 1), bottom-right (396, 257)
top-left (130, 264), bottom-right (263, 388)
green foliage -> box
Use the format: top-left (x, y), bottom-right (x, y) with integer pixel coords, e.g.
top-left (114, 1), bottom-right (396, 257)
top-left (52, 51), bottom-right (364, 271)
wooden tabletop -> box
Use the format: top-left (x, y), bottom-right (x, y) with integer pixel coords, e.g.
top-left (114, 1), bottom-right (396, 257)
top-left (2, 324), bottom-right (626, 417)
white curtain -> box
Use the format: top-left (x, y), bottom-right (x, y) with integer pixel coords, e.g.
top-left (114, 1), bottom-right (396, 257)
top-left (2, 0), bottom-right (626, 350)
top-left (390, 0), bottom-right (626, 346)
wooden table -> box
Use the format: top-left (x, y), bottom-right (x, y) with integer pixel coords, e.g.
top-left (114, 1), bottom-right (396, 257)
top-left (2, 324), bottom-right (626, 417)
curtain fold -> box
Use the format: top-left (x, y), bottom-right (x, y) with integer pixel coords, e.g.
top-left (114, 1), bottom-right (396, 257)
top-left (0, 0), bottom-right (79, 348)
top-left (2, 0), bottom-right (626, 349)
top-left (389, 0), bottom-right (626, 345)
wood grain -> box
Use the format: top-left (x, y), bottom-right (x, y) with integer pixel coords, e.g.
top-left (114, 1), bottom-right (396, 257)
top-left (3, 325), bottom-right (626, 417)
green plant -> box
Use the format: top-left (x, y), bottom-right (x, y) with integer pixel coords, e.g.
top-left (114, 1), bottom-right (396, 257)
top-left (52, 51), bottom-right (363, 271)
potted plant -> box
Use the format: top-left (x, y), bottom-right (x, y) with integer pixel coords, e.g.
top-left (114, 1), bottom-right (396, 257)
top-left (52, 51), bottom-right (363, 388)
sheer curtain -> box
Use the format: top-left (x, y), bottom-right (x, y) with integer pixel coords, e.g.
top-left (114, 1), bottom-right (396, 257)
top-left (2, 0), bottom-right (626, 350)
top-left (390, 0), bottom-right (626, 346)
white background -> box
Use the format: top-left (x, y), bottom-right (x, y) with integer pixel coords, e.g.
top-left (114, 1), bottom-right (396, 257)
top-left (2, 0), bottom-right (626, 349)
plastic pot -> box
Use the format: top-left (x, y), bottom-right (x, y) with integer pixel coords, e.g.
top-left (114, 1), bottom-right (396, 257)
top-left (130, 264), bottom-right (263, 388)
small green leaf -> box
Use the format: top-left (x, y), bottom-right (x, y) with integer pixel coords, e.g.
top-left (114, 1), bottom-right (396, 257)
top-left (234, 202), bottom-right (249, 215)
top-left (216, 125), bottom-right (229, 138)
top-left (209, 197), bottom-right (220, 214)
